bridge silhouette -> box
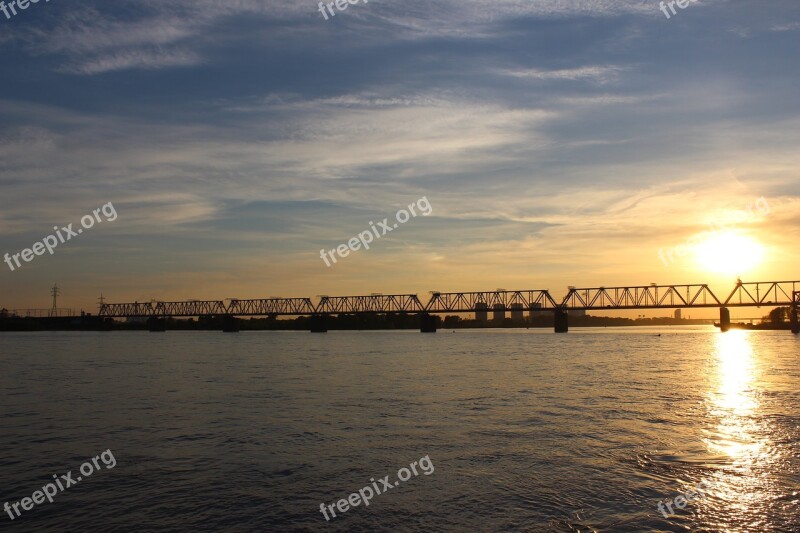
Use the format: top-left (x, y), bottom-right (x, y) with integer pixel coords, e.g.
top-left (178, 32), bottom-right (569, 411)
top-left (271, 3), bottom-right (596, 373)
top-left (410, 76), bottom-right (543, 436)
top-left (98, 280), bottom-right (800, 334)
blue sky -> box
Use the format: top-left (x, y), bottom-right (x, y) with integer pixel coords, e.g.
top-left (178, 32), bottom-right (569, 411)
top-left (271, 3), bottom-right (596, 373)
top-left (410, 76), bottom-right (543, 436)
top-left (1, 0), bottom-right (799, 311)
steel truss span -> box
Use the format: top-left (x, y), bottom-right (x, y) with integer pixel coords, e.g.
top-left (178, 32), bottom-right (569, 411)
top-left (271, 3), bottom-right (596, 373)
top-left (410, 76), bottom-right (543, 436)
top-left (316, 294), bottom-right (426, 314)
top-left (227, 298), bottom-right (316, 316)
top-left (97, 280), bottom-right (800, 318)
top-left (98, 302), bottom-right (155, 318)
top-left (425, 290), bottom-right (558, 313)
top-left (724, 281), bottom-right (800, 307)
top-left (561, 284), bottom-right (720, 310)
top-left (154, 301), bottom-right (227, 317)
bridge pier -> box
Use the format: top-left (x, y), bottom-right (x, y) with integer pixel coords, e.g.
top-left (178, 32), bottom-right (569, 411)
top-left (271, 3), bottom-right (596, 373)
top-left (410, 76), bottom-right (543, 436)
top-left (554, 310), bottom-right (569, 333)
top-left (222, 315), bottom-right (240, 333)
top-left (719, 307), bottom-right (731, 333)
top-left (310, 314), bottom-right (328, 333)
top-left (147, 317), bottom-right (167, 332)
top-left (420, 313), bottom-right (437, 333)
top-left (791, 308), bottom-right (799, 335)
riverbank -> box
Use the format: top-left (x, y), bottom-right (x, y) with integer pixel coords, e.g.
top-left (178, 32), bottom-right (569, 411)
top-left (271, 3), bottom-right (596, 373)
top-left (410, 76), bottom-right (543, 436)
top-left (0, 314), bottom-right (724, 332)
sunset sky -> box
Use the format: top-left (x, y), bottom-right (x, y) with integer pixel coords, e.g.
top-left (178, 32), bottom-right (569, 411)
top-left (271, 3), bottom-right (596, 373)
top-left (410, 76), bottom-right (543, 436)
top-left (1, 0), bottom-right (799, 314)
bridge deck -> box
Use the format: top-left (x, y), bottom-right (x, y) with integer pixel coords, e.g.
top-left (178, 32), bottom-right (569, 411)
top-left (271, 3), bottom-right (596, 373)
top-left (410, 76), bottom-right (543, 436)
top-left (97, 281), bottom-right (800, 318)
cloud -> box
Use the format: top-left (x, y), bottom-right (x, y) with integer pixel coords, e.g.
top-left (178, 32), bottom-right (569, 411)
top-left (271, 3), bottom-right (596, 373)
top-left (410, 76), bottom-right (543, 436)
top-left (63, 49), bottom-right (202, 75)
top-left (14, 1), bottom-right (300, 74)
top-left (771, 22), bottom-right (800, 32)
top-left (8, 0), bottom-right (658, 75)
top-left (501, 66), bottom-right (625, 84)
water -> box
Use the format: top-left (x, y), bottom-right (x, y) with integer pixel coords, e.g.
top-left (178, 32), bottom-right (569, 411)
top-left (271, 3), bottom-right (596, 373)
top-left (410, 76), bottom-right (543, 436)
top-left (1, 328), bottom-right (798, 532)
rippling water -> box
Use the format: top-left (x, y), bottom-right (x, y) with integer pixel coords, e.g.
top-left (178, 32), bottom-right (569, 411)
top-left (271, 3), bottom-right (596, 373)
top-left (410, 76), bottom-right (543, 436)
top-left (1, 327), bottom-right (798, 532)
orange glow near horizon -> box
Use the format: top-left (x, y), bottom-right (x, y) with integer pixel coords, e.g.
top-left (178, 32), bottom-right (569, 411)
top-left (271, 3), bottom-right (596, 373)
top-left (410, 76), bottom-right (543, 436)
top-left (694, 231), bottom-right (765, 277)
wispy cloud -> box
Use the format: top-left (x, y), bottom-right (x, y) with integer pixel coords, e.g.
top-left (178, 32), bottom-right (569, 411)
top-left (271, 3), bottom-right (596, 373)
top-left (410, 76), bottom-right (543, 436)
top-left (9, 0), bottom-right (657, 75)
top-left (64, 49), bottom-right (202, 75)
top-left (502, 66), bottom-right (625, 84)
top-left (771, 22), bottom-right (800, 32)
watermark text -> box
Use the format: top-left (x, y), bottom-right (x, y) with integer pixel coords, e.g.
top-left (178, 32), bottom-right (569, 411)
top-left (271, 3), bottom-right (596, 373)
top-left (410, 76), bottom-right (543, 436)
top-left (4, 449), bottom-right (116, 521)
top-left (320, 196), bottom-right (432, 267)
top-left (4, 202), bottom-right (118, 272)
top-left (319, 455), bottom-right (434, 520)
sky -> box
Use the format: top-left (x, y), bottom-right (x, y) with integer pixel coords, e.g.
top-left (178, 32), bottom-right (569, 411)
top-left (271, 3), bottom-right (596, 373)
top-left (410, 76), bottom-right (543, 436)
top-left (0, 0), bottom-right (799, 314)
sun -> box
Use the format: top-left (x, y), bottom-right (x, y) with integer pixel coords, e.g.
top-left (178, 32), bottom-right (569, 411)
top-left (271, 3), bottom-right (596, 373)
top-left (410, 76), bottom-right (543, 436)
top-left (694, 231), bottom-right (765, 275)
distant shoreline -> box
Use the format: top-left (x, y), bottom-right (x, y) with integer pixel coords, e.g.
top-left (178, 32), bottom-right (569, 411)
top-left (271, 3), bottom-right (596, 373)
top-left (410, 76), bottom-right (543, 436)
top-left (0, 314), bottom-right (792, 332)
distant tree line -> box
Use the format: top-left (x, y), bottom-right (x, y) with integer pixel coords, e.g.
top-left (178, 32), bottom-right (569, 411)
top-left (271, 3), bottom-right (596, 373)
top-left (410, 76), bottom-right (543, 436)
top-left (762, 307), bottom-right (792, 324)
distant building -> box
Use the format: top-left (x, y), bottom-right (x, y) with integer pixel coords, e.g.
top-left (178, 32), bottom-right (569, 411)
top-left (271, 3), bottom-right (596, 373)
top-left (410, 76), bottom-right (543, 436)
top-left (492, 304), bottom-right (506, 322)
top-left (529, 303), bottom-right (585, 318)
top-left (674, 309), bottom-right (682, 320)
top-left (529, 302), bottom-right (546, 318)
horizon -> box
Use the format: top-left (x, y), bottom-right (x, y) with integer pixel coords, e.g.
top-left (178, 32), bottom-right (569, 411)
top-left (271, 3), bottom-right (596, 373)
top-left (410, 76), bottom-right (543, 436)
top-left (6, 279), bottom-right (797, 322)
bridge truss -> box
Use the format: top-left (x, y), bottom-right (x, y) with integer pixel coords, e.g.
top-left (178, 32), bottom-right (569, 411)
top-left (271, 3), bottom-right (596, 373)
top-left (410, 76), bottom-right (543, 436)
top-left (724, 281), bottom-right (800, 307)
top-left (97, 280), bottom-right (799, 318)
top-left (560, 284), bottom-right (722, 310)
top-left (316, 294), bottom-right (426, 314)
top-left (227, 298), bottom-right (316, 316)
top-left (153, 301), bottom-right (227, 317)
top-left (425, 290), bottom-right (558, 313)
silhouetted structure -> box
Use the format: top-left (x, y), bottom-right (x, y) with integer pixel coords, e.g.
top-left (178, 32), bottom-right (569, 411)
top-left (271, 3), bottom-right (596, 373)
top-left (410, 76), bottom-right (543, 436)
top-left (91, 280), bottom-right (799, 335)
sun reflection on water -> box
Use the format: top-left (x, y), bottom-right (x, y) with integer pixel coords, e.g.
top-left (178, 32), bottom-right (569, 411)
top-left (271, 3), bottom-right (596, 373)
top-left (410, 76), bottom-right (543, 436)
top-left (715, 331), bottom-right (757, 413)
top-left (707, 331), bottom-right (764, 462)
top-left (700, 330), bottom-right (777, 525)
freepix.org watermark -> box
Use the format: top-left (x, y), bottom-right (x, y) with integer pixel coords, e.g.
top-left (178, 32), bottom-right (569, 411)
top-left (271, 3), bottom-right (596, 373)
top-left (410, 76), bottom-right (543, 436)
top-left (656, 478), bottom-right (718, 518)
top-left (0, 0), bottom-right (53, 22)
top-left (658, 197), bottom-right (769, 267)
top-left (659, 0), bottom-right (698, 20)
top-left (320, 196), bottom-right (432, 267)
top-left (317, 0), bottom-right (367, 21)
top-left (4, 449), bottom-right (116, 521)
top-left (4, 202), bottom-right (118, 272)
top-left (319, 455), bottom-right (434, 521)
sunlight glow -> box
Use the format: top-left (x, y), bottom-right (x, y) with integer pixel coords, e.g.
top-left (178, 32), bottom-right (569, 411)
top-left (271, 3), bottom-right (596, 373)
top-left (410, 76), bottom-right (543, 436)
top-left (694, 231), bottom-right (764, 275)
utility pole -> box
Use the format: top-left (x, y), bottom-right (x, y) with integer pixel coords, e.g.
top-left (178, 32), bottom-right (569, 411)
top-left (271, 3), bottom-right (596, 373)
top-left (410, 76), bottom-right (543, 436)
top-left (50, 284), bottom-right (61, 317)
top-left (98, 293), bottom-right (106, 313)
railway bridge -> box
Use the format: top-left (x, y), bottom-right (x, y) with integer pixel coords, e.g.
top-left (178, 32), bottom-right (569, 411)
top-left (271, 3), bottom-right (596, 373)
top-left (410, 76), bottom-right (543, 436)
top-left (97, 280), bottom-right (800, 334)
